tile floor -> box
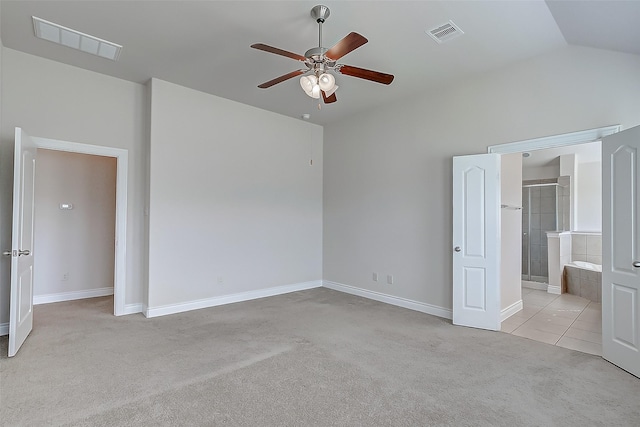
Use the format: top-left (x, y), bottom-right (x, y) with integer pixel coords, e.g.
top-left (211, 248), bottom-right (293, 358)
top-left (501, 288), bottom-right (602, 356)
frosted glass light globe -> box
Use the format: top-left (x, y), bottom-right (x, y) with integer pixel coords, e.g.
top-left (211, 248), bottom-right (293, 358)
top-left (318, 73), bottom-right (336, 91)
top-left (300, 76), bottom-right (315, 95)
top-left (311, 83), bottom-right (321, 99)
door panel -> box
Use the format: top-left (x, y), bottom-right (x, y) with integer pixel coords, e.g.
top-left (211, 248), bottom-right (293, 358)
top-left (603, 125), bottom-right (640, 377)
top-left (8, 128), bottom-right (37, 357)
top-left (453, 154), bottom-right (500, 331)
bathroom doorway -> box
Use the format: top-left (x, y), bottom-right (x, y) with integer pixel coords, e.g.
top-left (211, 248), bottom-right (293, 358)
top-left (488, 127), bottom-right (611, 355)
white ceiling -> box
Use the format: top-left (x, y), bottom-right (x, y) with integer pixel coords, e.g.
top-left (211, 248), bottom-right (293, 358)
top-left (1, 1), bottom-right (639, 125)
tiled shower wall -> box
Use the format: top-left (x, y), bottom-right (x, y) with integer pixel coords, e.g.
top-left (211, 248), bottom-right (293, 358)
top-left (558, 176), bottom-right (571, 231)
top-left (571, 233), bottom-right (602, 265)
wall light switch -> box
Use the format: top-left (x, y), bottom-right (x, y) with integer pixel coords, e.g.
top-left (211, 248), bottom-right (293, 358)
top-left (372, 272), bottom-right (378, 282)
top-left (387, 275), bottom-right (394, 285)
top-left (59, 203), bottom-right (74, 210)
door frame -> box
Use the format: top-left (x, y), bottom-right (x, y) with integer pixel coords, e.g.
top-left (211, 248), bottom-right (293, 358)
top-left (486, 124), bottom-right (619, 330)
top-left (487, 125), bottom-right (620, 155)
top-left (32, 136), bottom-right (129, 316)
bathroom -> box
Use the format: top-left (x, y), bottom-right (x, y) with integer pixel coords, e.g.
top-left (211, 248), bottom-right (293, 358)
top-left (502, 141), bottom-right (603, 355)
top-left (520, 141), bottom-right (602, 299)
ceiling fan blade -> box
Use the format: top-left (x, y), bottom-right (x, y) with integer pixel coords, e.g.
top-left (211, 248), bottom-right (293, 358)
top-left (325, 32), bottom-right (368, 61)
top-left (337, 65), bottom-right (394, 85)
top-left (251, 43), bottom-right (307, 62)
top-left (257, 70), bottom-right (306, 89)
top-left (322, 90), bottom-right (337, 104)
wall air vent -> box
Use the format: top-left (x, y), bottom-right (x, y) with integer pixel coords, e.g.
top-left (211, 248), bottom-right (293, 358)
top-left (32, 16), bottom-right (122, 61)
top-left (427, 20), bottom-right (464, 44)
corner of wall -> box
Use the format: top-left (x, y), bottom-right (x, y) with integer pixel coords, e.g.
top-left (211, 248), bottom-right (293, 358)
top-left (142, 79), bottom-right (153, 310)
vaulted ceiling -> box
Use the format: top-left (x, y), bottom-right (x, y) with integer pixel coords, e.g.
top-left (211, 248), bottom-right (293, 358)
top-left (2, 1), bottom-right (639, 125)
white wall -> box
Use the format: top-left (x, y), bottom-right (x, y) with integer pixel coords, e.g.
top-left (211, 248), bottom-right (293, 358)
top-left (501, 153), bottom-right (523, 312)
top-left (147, 79), bottom-right (322, 311)
top-left (576, 161), bottom-right (602, 231)
top-left (522, 164), bottom-right (560, 181)
top-left (33, 149), bottom-right (116, 299)
top-left (323, 46), bottom-right (640, 312)
top-left (0, 48), bottom-right (147, 324)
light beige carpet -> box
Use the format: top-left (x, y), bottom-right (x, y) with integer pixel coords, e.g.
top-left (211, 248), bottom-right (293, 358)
top-left (1, 288), bottom-right (638, 426)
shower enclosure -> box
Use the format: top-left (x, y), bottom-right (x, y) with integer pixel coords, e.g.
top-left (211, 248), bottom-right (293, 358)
top-left (521, 180), bottom-right (568, 283)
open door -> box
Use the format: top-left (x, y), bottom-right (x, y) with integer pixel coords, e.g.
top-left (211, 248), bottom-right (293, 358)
top-left (453, 154), bottom-right (501, 330)
top-left (602, 125), bottom-right (640, 377)
top-left (7, 128), bottom-right (37, 357)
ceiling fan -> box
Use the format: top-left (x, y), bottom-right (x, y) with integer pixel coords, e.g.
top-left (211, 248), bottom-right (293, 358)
top-left (251, 4), bottom-right (394, 104)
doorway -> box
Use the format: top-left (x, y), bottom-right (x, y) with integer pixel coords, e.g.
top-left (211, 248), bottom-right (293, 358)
top-left (33, 149), bottom-right (117, 306)
top-left (32, 136), bottom-right (129, 316)
top-left (490, 131), bottom-right (609, 355)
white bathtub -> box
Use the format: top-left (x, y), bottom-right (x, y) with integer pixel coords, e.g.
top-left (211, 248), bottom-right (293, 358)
top-left (568, 260), bottom-right (602, 272)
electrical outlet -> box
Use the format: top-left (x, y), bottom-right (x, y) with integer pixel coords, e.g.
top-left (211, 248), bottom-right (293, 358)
top-left (62, 273), bottom-right (69, 281)
top-left (372, 272), bottom-right (378, 282)
top-left (387, 275), bottom-right (393, 285)
top-left (217, 276), bottom-right (224, 284)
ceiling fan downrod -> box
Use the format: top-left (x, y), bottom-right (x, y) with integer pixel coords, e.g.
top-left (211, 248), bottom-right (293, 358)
top-left (310, 5), bottom-right (330, 48)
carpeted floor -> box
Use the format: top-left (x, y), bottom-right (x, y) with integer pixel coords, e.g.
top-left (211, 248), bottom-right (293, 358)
top-left (0, 288), bottom-right (638, 426)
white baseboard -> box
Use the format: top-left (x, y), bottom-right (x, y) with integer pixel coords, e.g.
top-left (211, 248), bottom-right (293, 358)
top-left (522, 280), bottom-right (547, 291)
top-left (547, 285), bottom-right (561, 295)
top-left (145, 280), bottom-right (322, 318)
top-left (34, 287), bottom-right (114, 305)
top-left (322, 281), bottom-right (452, 320)
top-left (121, 303), bottom-right (144, 315)
top-left (501, 300), bottom-right (523, 322)
top-left (0, 322), bottom-right (8, 336)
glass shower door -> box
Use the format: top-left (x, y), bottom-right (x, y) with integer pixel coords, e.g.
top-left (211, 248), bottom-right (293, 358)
top-left (522, 186), bottom-right (530, 280)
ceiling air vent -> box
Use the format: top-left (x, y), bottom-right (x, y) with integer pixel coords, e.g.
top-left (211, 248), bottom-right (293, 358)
top-left (427, 20), bottom-right (464, 44)
top-left (32, 16), bottom-right (122, 60)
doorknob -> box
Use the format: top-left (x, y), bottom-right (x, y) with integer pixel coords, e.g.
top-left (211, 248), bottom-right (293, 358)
top-left (2, 250), bottom-right (11, 257)
top-left (18, 249), bottom-right (30, 256)
top-left (633, 261), bottom-right (640, 268)
top-left (454, 246), bottom-right (461, 252)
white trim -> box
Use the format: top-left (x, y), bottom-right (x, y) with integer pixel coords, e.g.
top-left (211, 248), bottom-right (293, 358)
top-left (322, 281), bottom-right (453, 320)
top-left (32, 136), bottom-right (128, 316)
top-left (547, 285), bottom-right (562, 295)
top-left (488, 125), bottom-right (621, 154)
top-left (145, 281), bottom-right (322, 318)
top-left (0, 323), bottom-right (8, 336)
top-left (34, 287), bottom-right (114, 305)
top-left (122, 303), bottom-right (144, 315)
top-left (500, 300), bottom-right (523, 322)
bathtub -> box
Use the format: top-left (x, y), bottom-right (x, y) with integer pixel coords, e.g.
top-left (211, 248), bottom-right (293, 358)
top-left (563, 261), bottom-right (602, 302)
top-left (569, 261), bottom-right (602, 272)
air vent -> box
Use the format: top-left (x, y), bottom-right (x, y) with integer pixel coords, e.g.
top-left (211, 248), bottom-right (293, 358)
top-left (427, 20), bottom-right (464, 44)
top-left (32, 16), bottom-right (122, 61)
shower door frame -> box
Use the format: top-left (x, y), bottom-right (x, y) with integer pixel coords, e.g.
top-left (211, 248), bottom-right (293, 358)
top-left (521, 182), bottom-right (562, 284)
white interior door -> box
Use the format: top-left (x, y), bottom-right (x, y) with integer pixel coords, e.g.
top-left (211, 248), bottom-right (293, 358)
top-left (602, 125), bottom-right (640, 377)
top-left (453, 154), bottom-right (501, 330)
top-left (8, 128), bottom-right (37, 357)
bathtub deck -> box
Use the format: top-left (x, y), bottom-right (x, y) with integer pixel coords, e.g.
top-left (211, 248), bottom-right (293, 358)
top-left (501, 288), bottom-right (602, 356)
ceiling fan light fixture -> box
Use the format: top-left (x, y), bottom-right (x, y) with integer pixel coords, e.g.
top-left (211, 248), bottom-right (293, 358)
top-left (318, 72), bottom-right (335, 91)
top-left (311, 83), bottom-right (321, 98)
top-left (300, 75), bottom-right (316, 96)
